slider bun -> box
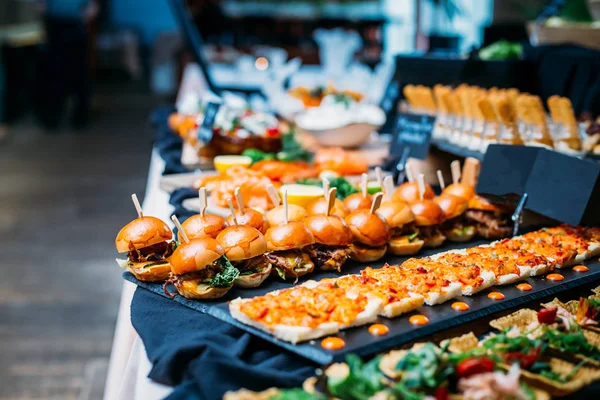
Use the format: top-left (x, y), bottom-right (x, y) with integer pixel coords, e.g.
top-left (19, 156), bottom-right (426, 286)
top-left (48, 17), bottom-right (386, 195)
top-left (445, 226), bottom-right (476, 242)
top-left (174, 281), bottom-right (230, 300)
top-left (178, 214), bottom-right (226, 241)
top-left (343, 193), bottom-right (373, 212)
top-left (411, 200), bottom-right (446, 226)
top-left (434, 194), bottom-right (468, 220)
top-left (376, 200), bottom-right (415, 228)
top-left (227, 208), bottom-right (269, 234)
top-left (266, 204), bottom-right (307, 227)
top-left (116, 216), bottom-right (172, 253)
top-left (169, 237), bottom-right (224, 276)
top-left (468, 195), bottom-right (500, 212)
top-left (388, 237), bottom-right (424, 256)
top-left (304, 215), bottom-right (353, 246)
top-left (442, 183), bottom-right (475, 201)
top-left (216, 225), bottom-right (267, 262)
top-left (350, 244), bottom-right (387, 262)
top-left (423, 231), bottom-right (446, 248)
top-left (234, 264), bottom-right (272, 288)
top-left (265, 222), bottom-right (314, 251)
top-left (393, 182), bottom-right (434, 204)
top-left (306, 197), bottom-right (349, 218)
top-left (345, 210), bottom-right (390, 247)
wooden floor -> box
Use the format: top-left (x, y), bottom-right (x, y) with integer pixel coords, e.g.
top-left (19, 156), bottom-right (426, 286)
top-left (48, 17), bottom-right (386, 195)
top-left (0, 82), bottom-right (157, 399)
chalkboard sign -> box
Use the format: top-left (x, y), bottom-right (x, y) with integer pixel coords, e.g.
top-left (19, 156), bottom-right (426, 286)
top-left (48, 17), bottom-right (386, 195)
top-left (390, 113), bottom-right (435, 160)
top-left (379, 80), bottom-right (400, 135)
top-left (197, 102), bottom-right (221, 144)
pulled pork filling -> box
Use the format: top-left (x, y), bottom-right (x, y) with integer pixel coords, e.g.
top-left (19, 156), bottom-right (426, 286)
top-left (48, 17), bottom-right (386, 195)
top-left (174, 260), bottom-right (222, 283)
top-left (307, 244), bottom-right (352, 272)
top-left (234, 255), bottom-right (268, 275)
top-left (418, 225), bottom-right (442, 240)
top-left (390, 222), bottom-right (418, 238)
top-left (266, 249), bottom-right (313, 279)
top-left (128, 241), bottom-right (175, 263)
top-left (465, 210), bottom-right (513, 239)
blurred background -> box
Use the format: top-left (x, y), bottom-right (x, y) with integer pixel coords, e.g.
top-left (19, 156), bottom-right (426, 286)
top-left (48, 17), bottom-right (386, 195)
top-left (0, 0), bottom-right (598, 398)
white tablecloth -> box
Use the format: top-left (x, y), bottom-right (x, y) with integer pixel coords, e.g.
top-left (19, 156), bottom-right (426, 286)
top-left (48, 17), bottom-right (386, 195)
top-left (104, 149), bottom-right (174, 400)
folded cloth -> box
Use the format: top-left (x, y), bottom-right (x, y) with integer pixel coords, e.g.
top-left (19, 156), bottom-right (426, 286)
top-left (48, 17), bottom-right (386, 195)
top-left (152, 107), bottom-right (189, 175)
top-left (131, 288), bottom-right (316, 399)
top-left (169, 187), bottom-right (198, 224)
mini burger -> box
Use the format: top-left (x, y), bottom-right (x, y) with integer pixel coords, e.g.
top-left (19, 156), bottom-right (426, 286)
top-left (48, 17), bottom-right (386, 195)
top-left (226, 206), bottom-right (269, 234)
top-left (410, 199), bottom-right (446, 248)
top-left (345, 193), bottom-right (391, 262)
top-left (442, 182), bottom-right (475, 202)
top-left (164, 237), bottom-right (238, 299)
top-left (266, 204), bottom-right (307, 227)
top-left (434, 194), bottom-right (475, 242)
top-left (393, 181), bottom-right (434, 204)
top-left (304, 214), bottom-right (353, 272)
top-left (343, 173), bottom-right (372, 212)
top-left (178, 213), bottom-right (226, 241)
top-left (116, 216), bottom-right (175, 282)
top-left (265, 221), bottom-right (315, 280)
top-left (306, 196), bottom-right (349, 218)
top-left (216, 225), bottom-right (270, 288)
top-left (376, 199), bottom-right (423, 255)
top-left (466, 195), bottom-right (514, 239)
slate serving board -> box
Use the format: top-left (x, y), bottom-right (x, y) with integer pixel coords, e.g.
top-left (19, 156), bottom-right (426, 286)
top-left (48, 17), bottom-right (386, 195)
top-left (124, 240), bottom-right (600, 365)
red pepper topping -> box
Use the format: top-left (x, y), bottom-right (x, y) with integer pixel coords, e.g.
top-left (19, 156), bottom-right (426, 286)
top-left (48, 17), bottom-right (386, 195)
top-left (435, 386), bottom-right (449, 400)
top-left (456, 357), bottom-right (495, 378)
top-left (537, 307), bottom-right (557, 325)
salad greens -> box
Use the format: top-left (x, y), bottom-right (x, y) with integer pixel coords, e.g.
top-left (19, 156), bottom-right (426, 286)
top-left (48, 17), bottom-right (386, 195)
top-left (327, 354), bottom-right (385, 400)
top-left (270, 389), bottom-right (325, 400)
top-left (242, 126), bottom-right (312, 164)
top-left (210, 256), bottom-right (239, 288)
top-left (479, 40), bottom-right (523, 60)
top-left (296, 177), bottom-right (359, 200)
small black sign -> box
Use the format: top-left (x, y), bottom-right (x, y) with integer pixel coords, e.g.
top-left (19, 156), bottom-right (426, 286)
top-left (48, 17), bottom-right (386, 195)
top-left (390, 113), bottom-right (435, 160)
top-left (197, 102), bottom-right (221, 144)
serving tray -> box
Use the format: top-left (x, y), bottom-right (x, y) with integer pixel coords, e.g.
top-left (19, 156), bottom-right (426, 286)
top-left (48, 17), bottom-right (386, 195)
top-left (124, 240), bottom-right (600, 365)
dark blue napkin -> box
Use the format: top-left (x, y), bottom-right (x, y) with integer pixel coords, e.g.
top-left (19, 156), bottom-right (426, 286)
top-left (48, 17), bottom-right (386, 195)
top-left (169, 187), bottom-right (198, 224)
top-left (152, 107), bottom-right (189, 176)
top-left (131, 288), bottom-right (316, 399)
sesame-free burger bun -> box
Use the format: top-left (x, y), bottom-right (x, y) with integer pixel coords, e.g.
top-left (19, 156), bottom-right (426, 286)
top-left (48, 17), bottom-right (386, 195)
top-left (306, 197), bottom-right (349, 218)
top-left (442, 183), bottom-right (475, 201)
top-left (226, 208), bottom-right (269, 234)
top-left (116, 216), bottom-right (173, 253)
top-left (169, 237), bottom-right (224, 276)
top-left (343, 193), bottom-right (373, 212)
top-left (345, 210), bottom-right (390, 247)
top-left (376, 201), bottom-right (415, 228)
top-left (216, 225), bottom-right (267, 262)
top-left (393, 182), bottom-right (434, 204)
top-left (178, 214), bottom-right (226, 241)
top-left (434, 194), bottom-right (468, 220)
top-left (388, 237), bottom-right (425, 255)
top-left (266, 204), bottom-right (307, 227)
top-left (411, 200), bottom-right (446, 226)
top-left (468, 195), bottom-right (501, 212)
top-left (304, 215), bottom-right (353, 246)
top-left (265, 222), bottom-right (314, 251)
top-left (350, 244), bottom-right (387, 262)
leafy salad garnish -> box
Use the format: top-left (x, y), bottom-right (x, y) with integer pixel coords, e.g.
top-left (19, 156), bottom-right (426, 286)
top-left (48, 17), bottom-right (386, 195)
top-left (210, 256), bottom-right (239, 288)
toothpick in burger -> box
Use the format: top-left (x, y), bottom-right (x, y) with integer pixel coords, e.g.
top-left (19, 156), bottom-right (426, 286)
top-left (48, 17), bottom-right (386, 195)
top-left (376, 176), bottom-right (423, 255)
top-left (410, 175), bottom-right (446, 248)
top-left (343, 173), bottom-right (372, 212)
top-left (226, 187), bottom-right (269, 234)
top-left (264, 184), bottom-right (307, 227)
top-left (115, 194), bottom-right (175, 282)
top-left (164, 216), bottom-right (238, 299)
top-left (305, 178), bottom-right (349, 218)
top-left (434, 170), bottom-right (475, 242)
top-left (393, 163), bottom-right (434, 204)
top-left (441, 160), bottom-right (475, 201)
top-left (264, 189), bottom-right (315, 281)
top-left (178, 188), bottom-right (226, 241)
top-left (304, 188), bottom-right (353, 272)
top-left (345, 192), bottom-right (391, 262)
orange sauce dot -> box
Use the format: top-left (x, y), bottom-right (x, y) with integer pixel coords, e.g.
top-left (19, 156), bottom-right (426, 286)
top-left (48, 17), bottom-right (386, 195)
top-left (517, 283), bottom-right (533, 291)
top-left (409, 315), bottom-right (429, 325)
top-left (547, 273), bottom-right (564, 281)
top-left (451, 302), bottom-right (470, 311)
top-left (573, 265), bottom-right (589, 273)
top-left (368, 324), bottom-right (390, 336)
top-left (488, 292), bottom-right (505, 300)
top-left (321, 337), bottom-right (345, 351)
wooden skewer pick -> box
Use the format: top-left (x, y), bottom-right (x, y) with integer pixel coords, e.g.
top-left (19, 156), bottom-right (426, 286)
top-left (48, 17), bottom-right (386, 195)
top-left (266, 184), bottom-right (281, 207)
top-left (437, 170), bottom-right (446, 190)
top-left (417, 174), bottom-right (426, 201)
top-left (451, 160), bottom-right (461, 185)
top-left (370, 192), bottom-right (383, 214)
top-left (131, 194), bottom-right (143, 218)
top-left (227, 198), bottom-right (238, 225)
top-left (234, 187), bottom-right (245, 213)
top-left (375, 167), bottom-right (383, 189)
top-left (171, 215), bottom-right (189, 243)
top-left (326, 188), bottom-right (337, 216)
top-left (361, 173), bottom-right (368, 198)
top-left (383, 175), bottom-right (394, 202)
top-left (198, 188), bottom-right (207, 217)
top-left (322, 177), bottom-right (330, 195)
top-left (282, 188), bottom-right (289, 225)
top-left (405, 161), bottom-right (414, 182)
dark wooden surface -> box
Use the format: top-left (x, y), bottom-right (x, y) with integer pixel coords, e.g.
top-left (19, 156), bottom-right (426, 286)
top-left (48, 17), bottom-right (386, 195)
top-left (0, 81), bottom-right (156, 399)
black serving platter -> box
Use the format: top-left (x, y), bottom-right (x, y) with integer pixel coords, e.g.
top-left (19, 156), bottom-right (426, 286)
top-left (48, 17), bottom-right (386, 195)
top-left (124, 240), bottom-right (600, 365)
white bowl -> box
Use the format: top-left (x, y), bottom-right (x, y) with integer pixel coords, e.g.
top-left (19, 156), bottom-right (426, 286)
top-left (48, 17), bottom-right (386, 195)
top-left (298, 122), bottom-right (379, 148)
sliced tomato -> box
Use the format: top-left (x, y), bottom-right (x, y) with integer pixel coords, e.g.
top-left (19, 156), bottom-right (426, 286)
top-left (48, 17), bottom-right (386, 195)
top-left (456, 357), bottom-right (495, 378)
